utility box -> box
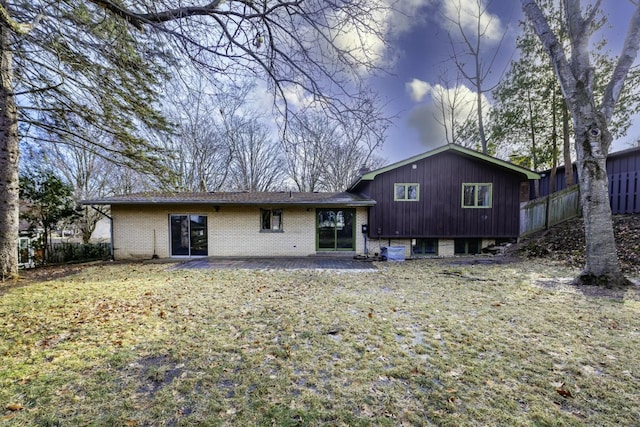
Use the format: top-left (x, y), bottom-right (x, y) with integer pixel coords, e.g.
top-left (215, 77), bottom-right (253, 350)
top-left (381, 246), bottom-right (405, 262)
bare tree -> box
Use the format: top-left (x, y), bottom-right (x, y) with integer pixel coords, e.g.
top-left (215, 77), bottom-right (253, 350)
top-left (282, 111), bottom-right (335, 192)
top-left (227, 115), bottom-right (286, 191)
top-left (433, 71), bottom-right (477, 145)
top-left (283, 97), bottom-right (387, 192)
top-left (521, 0), bottom-right (638, 287)
top-left (320, 99), bottom-right (387, 191)
top-left (445, 0), bottom-right (511, 153)
top-left (159, 77), bottom-right (286, 192)
top-left (41, 140), bottom-right (117, 243)
top-left (157, 75), bottom-right (234, 192)
top-left (0, 1), bottom-right (392, 276)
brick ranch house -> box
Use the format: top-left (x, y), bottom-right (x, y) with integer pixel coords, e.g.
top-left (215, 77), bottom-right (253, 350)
top-left (83, 144), bottom-right (540, 259)
top-left (83, 192), bottom-right (373, 259)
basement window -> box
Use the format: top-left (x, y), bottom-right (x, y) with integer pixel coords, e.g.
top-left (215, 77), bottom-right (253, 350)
top-left (412, 239), bottom-right (438, 256)
top-left (454, 239), bottom-right (482, 255)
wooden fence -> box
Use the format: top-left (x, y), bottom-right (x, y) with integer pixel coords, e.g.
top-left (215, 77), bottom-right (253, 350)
top-left (520, 185), bottom-right (581, 237)
top-left (609, 171), bottom-right (639, 214)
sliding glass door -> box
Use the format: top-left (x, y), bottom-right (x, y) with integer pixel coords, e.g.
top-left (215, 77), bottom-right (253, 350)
top-left (316, 209), bottom-right (355, 251)
top-left (170, 215), bottom-right (208, 257)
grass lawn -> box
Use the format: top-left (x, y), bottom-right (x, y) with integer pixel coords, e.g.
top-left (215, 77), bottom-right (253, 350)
top-left (1, 259), bottom-right (639, 426)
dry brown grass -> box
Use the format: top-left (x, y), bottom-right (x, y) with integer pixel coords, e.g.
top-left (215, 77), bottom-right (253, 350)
top-left (1, 259), bottom-right (639, 426)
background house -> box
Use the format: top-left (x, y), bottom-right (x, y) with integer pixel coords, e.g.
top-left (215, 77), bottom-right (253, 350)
top-left (348, 144), bottom-right (539, 257)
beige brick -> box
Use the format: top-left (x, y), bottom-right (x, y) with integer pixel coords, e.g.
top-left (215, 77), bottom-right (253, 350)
top-left (438, 239), bottom-right (455, 257)
top-left (111, 205), bottom-right (368, 259)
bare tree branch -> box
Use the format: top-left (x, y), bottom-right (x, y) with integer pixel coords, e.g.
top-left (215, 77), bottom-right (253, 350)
top-left (601, 4), bottom-right (640, 121)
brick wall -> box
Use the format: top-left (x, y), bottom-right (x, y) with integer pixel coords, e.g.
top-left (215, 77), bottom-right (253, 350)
top-left (111, 205), bottom-right (369, 259)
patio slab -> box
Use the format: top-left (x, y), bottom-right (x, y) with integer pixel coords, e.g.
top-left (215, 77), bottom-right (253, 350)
top-left (171, 256), bottom-right (379, 271)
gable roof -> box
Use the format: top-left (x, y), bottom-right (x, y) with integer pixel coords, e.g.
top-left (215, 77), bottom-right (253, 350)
top-left (348, 144), bottom-right (540, 191)
top-left (82, 191), bottom-right (375, 207)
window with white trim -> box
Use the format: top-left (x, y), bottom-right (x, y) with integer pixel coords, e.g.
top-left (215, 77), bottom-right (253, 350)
top-left (394, 183), bottom-right (419, 201)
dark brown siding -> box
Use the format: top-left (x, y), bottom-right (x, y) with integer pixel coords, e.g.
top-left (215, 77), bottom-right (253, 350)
top-left (356, 151), bottom-right (525, 238)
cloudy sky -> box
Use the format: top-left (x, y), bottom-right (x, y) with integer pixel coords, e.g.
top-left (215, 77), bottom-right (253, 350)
top-left (365, 0), bottom-right (639, 163)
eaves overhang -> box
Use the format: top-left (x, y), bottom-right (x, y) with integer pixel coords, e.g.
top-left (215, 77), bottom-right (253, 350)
top-left (82, 191), bottom-right (376, 207)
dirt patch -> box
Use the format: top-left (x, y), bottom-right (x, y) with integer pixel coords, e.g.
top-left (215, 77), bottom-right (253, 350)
top-left (0, 263), bottom-right (87, 296)
top-left (19, 264), bottom-right (86, 281)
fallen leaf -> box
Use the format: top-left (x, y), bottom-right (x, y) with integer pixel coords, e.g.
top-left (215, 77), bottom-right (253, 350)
top-left (6, 403), bottom-right (24, 411)
top-left (555, 383), bottom-right (574, 398)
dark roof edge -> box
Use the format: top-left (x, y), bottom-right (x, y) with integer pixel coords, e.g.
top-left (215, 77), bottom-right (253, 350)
top-left (81, 199), bottom-right (376, 207)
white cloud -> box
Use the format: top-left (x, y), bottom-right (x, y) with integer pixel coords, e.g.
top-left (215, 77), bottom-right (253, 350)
top-left (407, 82), bottom-right (490, 148)
top-left (406, 79), bottom-right (433, 102)
top-left (407, 104), bottom-right (449, 149)
top-left (388, 0), bottom-right (436, 34)
top-left (329, 0), bottom-right (436, 71)
top-left (282, 84), bottom-right (315, 110)
top-left (439, 0), bottom-right (504, 43)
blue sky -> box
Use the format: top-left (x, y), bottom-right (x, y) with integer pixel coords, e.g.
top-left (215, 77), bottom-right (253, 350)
top-left (368, 0), bottom-right (639, 163)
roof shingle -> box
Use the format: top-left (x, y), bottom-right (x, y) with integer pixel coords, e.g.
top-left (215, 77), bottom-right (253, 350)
top-left (82, 191), bottom-right (375, 206)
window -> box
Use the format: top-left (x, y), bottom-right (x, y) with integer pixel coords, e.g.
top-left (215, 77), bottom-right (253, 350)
top-left (317, 209), bottom-right (355, 251)
top-left (170, 214), bottom-right (208, 257)
top-left (394, 183), bottom-right (419, 201)
top-left (261, 208), bottom-right (283, 231)
top-left (412, 239), bottom-right (438, 256)
top-left (454, 239), bottom-right (481, 255)
top-left (462, 183), bottom-right (492, 208)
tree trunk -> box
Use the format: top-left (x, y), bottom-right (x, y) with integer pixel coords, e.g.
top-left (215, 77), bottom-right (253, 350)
top-left (476, 78), bottom-right (487, 154)
top-left (0, 21), bottom-right (19, 279)
top-left (521, 0), bottom-right (634, 287)
top-left (562, 103), bottom-right (573, 186)
top-left (573, 117), bottom-right (630, 287)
